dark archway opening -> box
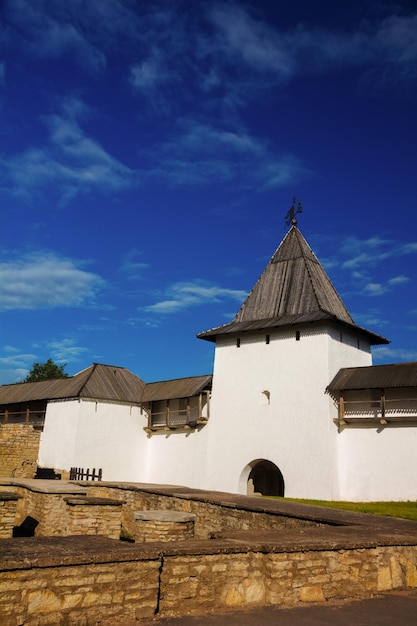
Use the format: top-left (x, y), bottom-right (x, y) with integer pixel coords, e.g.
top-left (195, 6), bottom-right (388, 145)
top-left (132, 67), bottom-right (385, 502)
top-left (248, 460), bottom-right (284, 497)
top-left (13, 515), bottom-right (39, 537)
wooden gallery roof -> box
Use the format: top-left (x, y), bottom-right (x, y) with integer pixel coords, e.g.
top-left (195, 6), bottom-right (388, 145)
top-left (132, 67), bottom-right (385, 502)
top-left (197, 225), bottom-right (389, 345)
top-left (0, 365), bottom-right (212, 407)
top-left (0, 363), bottom-right (146, 405)
top-left (142, 375), bottom-right (212, 402)
top-left (327, 362), bottom-right (417, 395)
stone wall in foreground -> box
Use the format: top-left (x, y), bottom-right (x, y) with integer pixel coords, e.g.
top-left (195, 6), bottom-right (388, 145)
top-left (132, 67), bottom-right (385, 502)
top-left (0, 424), bottom-right (40, 478)
top-left (1, 550), bottom-right (160, 625)
top-left (1, 481), bottom-right (417, 624)
top-left (85, 484), bottom-right (325, 540)
top-left (1, 540), bottom-right (416, 625)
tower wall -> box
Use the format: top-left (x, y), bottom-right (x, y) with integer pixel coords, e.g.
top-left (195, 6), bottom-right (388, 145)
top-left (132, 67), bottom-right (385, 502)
top-left (200, 323), bottom-right (372, 499)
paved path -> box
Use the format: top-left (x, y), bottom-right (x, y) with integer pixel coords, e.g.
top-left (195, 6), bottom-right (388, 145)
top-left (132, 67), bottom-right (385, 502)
top-left (140, 590), bottom-right (417, 625)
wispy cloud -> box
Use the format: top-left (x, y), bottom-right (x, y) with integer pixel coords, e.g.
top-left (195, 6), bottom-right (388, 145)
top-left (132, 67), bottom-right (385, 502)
top-left (129, 46), bottom-right (178, 93)
top-left (208, 3), bottom-right (295, 79)
top-left (4, 0), bottom-right (107, 74)
top-left (208, 4), bottom-right (417, 85)
top-left (340, 236), bottom-right (401, 269)
top-left (142, 280), bottom-right (247, 314)
top-left (1, 97), bottom-right (136, 204)
top-left (146, 120), bottom-right (312, 189)
top-left (5, 2), bottom-right (416, 114)
top-left (0, 348), bottom-right (38, 384)
top-left (119, 250), bottom-right (150, 281)
top-left (0, 251), bottom-right (104, 311)
top-left (47, 338), bottom-right (89, 362)
top-left (372, 345), bottom-right (417, 363)
top-left (324, 235), bottom-right (417, 296)
top-left (363, 275), bottom-right (410, 296)
top-left (0, 350), bottom-right (37, 370)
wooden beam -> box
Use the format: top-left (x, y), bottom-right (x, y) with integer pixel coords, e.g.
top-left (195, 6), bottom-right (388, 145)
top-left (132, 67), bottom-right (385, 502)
top-left (339, 393), bottom-right (345, 421)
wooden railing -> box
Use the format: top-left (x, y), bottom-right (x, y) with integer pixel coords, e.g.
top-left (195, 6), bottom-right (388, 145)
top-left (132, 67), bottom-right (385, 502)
top-left (70, 467), bottom-right (102, 481)
top-left (1, 409), bottom-right (46, 426)
top-left (336, 395), bottom-right (417, 425)
top-left (147, 392), bottom-right (210, 430)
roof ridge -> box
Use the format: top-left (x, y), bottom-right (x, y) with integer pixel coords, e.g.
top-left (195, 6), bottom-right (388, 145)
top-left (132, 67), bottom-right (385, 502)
top-left (76, 363), bottom-right (97, 398)
top-left (294, 227), bottom-right (322, 312)
top-left (146, 373), bottom-right (212, 385)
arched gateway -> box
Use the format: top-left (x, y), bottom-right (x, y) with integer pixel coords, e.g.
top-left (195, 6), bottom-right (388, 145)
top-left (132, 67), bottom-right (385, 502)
top-left (240, 459), bottom-right (285, 497)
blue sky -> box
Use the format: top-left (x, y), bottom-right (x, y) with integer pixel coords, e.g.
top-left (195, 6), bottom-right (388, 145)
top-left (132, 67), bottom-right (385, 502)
top-left (1, 0), bottom-right (417, 385)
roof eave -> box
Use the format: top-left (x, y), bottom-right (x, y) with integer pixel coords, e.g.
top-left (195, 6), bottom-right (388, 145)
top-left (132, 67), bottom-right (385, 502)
top-left (197, 315), bottom-right (390, 345)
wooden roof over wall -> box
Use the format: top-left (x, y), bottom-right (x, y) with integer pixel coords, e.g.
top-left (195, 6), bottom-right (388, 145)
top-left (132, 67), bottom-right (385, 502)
top-left (0, 363), bottom-right (146, 405)
top-left (197, 225), bottom-right (389, 345)
top-left (327, 362), bottom-right (417, 393)
top-left (142, 375), bottom-right (212, 402)
top-left (0, 365), bottom-right (211, 406)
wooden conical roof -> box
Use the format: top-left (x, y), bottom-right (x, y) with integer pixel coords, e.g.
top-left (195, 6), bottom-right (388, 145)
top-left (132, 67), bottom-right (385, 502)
top-left (197, 225), bottom-right (389, 345)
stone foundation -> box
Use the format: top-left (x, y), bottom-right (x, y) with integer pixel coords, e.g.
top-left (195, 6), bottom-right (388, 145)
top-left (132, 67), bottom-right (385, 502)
top-left (65, 497), bottom-right (123, 540)
top-left (0, 492), bottom-right (20, 538)
top-left (1, 537), bottom-right (416, 625)
top-left (0, 537), bottom-right (161, 626)
top-left (85, 483), bottom-right (326, 540)
top-left (1, 482), bottom-right (123, 539)
top-left (0, 424), bottom-right (40, 478)
top-left (1, 480), bottom-right (417, 624)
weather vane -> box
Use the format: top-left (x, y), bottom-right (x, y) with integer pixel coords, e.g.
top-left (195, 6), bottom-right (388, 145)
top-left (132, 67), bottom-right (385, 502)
top-left (285, 197), bottom-right (302, 226)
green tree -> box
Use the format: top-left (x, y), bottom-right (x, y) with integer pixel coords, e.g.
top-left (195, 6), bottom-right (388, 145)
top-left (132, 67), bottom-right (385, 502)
top-left (23, 359), bottom-right (69, 382)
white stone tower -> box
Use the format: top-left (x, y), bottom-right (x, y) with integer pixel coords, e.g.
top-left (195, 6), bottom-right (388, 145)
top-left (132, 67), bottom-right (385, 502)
top-left (197, 216), bottom-right (388, 499)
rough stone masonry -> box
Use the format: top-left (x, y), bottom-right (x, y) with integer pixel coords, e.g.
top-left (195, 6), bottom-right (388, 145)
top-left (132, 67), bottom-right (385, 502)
top-left (0, 480), bottom-right (416, 625)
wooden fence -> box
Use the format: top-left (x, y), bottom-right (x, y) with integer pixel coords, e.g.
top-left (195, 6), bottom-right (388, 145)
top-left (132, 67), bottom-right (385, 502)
top-left (69, 467), bottom-right (102, 481)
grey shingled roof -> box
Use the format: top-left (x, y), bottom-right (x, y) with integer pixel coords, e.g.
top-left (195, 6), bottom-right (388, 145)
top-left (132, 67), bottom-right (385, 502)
top-left (142, 375), bottom-right (212, 402)
top-left (197, 225), bottom-right (389, 345)
top-left (327, 362), bottom-right (417, 394)
top-left (0, 363), bottom-right (146, 405)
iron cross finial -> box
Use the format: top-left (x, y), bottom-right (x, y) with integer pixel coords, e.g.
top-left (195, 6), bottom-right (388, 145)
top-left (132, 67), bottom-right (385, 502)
top-left (285, 197), bottom-right (302, 226)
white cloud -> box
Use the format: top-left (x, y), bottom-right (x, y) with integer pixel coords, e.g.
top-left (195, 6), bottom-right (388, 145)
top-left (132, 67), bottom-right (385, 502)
top-left (143, 280), bottom-right (247, 314)
top-left (146, 119), bottom-right (312, 189)
top-left (0, 350), bottom-right (38, 385)
top-left (208, 4), bottom-right (417, 85)
top-left (338, 235), bottom-right (417, 271)
top-left (363, 282), bottom-right (387, 296)
top-left (364, 274), bottom-right (410, 296)
top-left (129, 46), bottom-right (177, 93)
top-left (209, 4), bottom-right (295, 78)
top-left (0, 352), bottom-right (37, 369)
top-left (119, 250), bottom-right (150, 281)
top-left (388, 275), bottom-right (410, 286)
top-left (47, 338), bottom-right (88, 362)
top-left (375, 14), bottom-right (417, 65)
top-left (4, 0), bottom-right (106, 74)
top-left (2, 97), bottom-right (136, 203)
top-left (372, 345), bottom-right (417, 363)
top-left (0, 252), bottom-right (104, 311)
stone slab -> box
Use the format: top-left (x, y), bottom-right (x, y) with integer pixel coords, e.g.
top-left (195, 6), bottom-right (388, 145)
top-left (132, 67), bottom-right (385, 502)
top-left (0, 478), bottom-right (87, 495)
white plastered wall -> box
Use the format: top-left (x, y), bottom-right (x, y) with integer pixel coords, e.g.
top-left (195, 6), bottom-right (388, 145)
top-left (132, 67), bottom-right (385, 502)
top-left (193, 324), bottom-right (373, 499)
top-left (38, 398), bottom-right (149, 481)
top-left (337, 425), bottom-right (417, 501)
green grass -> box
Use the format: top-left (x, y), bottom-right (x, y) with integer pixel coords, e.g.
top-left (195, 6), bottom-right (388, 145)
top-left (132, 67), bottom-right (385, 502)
top-left (272, 498), bottom-right (417, 522)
